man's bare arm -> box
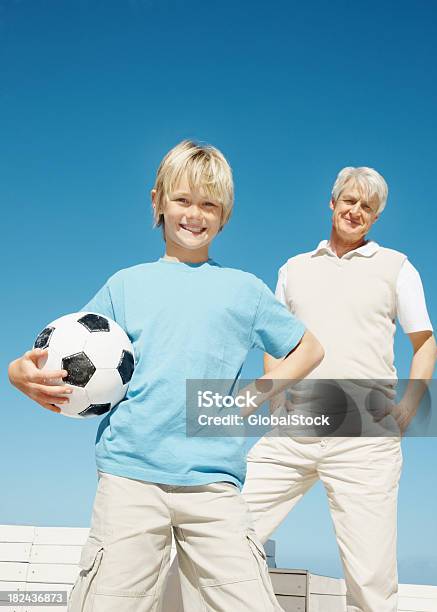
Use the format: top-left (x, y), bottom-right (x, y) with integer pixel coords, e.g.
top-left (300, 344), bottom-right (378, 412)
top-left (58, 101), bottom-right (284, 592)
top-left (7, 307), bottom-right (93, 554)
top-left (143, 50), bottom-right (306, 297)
top-left (392, 331), bottom-right (437, 432)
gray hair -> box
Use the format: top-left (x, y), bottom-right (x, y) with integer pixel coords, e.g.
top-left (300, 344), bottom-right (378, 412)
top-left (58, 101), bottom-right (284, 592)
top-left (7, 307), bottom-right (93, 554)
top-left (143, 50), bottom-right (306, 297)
top-left (331, 167), bottom-right (388, 214)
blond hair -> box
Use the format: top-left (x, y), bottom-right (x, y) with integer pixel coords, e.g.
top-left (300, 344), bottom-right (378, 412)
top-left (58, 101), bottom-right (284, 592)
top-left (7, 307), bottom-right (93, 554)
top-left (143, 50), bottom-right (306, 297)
top-left (332, 167), bottom-right (388, 214)
top-left (153, 140), bottom-right (234, 230)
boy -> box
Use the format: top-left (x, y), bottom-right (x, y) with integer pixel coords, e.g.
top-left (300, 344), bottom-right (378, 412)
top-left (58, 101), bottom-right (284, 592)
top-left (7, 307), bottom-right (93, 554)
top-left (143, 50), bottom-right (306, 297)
top-left (8, 140), bottom-right (323, 611)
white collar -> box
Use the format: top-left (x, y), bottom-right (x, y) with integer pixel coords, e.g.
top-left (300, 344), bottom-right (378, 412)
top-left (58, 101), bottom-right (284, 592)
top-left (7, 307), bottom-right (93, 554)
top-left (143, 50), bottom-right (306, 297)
top-left (312, 239), bottom-right (380, 259)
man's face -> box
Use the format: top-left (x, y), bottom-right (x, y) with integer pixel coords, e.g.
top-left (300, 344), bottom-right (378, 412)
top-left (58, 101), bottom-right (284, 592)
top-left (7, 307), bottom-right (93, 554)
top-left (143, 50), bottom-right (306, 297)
top-left (156, 173), bottom-right (223, 251)
top-left (330, 180), bottom-right (380, 242)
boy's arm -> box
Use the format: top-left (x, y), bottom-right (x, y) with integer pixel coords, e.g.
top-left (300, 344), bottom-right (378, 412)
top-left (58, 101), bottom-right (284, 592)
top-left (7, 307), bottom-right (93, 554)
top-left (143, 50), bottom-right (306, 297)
top-left (264, 352), bottom-right (282, 374)
top-left (240, 330), bottom-right (324, 417)
top-left (264, 346), bottom-right (304, 415)
top-left (264, 330), bottom-right (323, 380)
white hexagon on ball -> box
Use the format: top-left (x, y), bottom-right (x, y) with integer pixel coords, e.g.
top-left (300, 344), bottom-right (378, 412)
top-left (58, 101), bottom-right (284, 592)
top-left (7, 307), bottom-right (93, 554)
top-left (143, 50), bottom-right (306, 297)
top-left (83, 319), bottom-right (133, 369)
top-left (48, 320), bottom-right (89, 357)
top-left (85, 368), bottom-right (128, 408)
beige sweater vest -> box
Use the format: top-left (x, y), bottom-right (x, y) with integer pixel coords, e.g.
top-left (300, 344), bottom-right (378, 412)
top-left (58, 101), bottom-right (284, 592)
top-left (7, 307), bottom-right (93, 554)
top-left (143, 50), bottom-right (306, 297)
top-left (284, 247), bottom-right (406, 379)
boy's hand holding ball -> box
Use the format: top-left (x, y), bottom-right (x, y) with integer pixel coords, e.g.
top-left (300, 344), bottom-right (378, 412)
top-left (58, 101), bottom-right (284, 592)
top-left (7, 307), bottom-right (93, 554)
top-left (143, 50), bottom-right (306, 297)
top-left (8, 347), bottom-right (70, 413)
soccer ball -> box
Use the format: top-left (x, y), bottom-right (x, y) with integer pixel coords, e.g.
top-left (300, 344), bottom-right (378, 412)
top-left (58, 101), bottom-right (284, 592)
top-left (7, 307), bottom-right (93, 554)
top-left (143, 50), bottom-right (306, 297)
top-left (33, 312), bottom-right (134, 418)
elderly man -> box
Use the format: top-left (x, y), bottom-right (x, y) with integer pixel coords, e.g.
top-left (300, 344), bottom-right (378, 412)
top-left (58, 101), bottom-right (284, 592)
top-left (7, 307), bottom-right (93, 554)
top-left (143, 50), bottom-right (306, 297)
top-left (242, 167), bottom-right (436, 612)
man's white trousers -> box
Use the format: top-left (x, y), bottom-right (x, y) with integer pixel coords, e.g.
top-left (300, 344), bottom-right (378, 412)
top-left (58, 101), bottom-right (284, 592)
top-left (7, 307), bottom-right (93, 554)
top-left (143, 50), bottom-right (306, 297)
top-left (243, 435), bottom-right (403, 612)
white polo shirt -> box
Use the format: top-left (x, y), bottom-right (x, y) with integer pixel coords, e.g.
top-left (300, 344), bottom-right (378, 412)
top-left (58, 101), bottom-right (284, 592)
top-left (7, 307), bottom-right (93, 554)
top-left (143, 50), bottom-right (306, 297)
top-left (276, 240), bottom-right (433, 334)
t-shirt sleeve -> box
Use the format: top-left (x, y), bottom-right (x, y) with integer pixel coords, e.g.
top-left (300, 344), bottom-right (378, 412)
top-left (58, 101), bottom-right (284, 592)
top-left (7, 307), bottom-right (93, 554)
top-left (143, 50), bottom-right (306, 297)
top-left (80, 282), bottom-right (116, 320)
top-left (274, 264), bottom-right (288, 306)
top-left (396, 260), bottom-right (433, 333)
top-left (251, 281), bottom-right (306, 358)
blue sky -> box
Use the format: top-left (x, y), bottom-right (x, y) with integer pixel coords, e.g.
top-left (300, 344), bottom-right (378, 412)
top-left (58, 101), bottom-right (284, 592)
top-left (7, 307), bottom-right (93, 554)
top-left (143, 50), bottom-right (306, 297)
top-left (1, 0), bottom-right (436, 585)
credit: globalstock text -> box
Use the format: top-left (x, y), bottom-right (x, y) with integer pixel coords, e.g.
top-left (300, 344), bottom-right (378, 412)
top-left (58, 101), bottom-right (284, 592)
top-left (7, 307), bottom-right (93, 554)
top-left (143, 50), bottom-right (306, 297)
top-left (197, 414), bottom-right (331, 426)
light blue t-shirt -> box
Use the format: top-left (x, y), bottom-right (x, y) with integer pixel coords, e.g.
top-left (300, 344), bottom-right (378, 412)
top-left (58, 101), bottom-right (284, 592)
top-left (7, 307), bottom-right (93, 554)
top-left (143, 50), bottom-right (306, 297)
top-left (82, 258), bottom-right (305, 488)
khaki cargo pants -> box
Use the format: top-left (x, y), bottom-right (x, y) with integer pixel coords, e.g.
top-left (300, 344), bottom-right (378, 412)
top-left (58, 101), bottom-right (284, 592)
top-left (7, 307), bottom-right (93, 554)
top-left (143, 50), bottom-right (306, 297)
top-left (67, 471), bottom-right (283, 612)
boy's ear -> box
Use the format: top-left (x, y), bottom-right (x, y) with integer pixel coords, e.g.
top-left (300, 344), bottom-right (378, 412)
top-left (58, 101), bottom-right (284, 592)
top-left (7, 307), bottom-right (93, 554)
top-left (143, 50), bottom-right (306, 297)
top-left (151, 189), bottom-right (157, 211)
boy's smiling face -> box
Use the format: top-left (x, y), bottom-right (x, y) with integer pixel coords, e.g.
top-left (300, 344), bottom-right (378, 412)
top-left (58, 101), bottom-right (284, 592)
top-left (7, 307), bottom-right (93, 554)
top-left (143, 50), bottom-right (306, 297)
top-left (156, 173), bottom-right (223, 257)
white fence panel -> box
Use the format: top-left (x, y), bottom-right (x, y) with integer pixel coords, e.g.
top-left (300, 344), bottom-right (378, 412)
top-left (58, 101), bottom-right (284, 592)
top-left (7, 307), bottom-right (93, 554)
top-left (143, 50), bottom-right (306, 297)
top-left (0, 544), bottom-right (31, 563)
top-left (33, 528), bottom-right (89, 546)
top-left (0, 526), bottom-right (35, 544)
top-left (30, 545), bottom-right (82, 565)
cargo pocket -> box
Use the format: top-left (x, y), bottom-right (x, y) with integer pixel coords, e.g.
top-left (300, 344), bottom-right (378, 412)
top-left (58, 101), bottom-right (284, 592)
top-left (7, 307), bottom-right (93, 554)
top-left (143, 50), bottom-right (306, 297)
top-left (246, 530), bottom-right (283, 611)
top-left (67, 542), bottom-right (104, 612)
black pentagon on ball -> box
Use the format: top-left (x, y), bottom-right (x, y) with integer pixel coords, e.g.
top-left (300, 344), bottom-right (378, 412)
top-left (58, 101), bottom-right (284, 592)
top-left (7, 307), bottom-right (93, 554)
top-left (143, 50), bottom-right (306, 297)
top-left (78, 403), bottom-right (111, 418)
top-left (62, 352), bottom-right (96, 387)
top-left (34, 326), bottom-right (54, 350)
top-left (78, 313), bottom-right (110, 333)
top-left (117, 350), bottom-right (134, 385)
